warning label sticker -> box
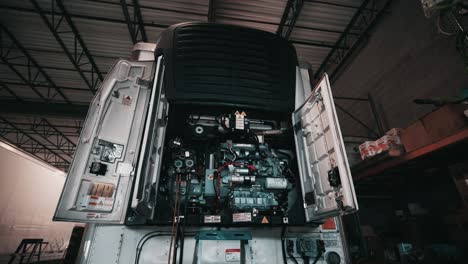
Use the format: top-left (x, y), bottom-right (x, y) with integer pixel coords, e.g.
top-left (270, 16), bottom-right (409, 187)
top-left (232, 212), bottom-right (251, 222)
top-left (204, 215), bottom-right (221, 223)
top-left (225, 249), bottom-right (241, 262)
top-left (235, 113), bottom-right (245, 130)
top-left (122, 94), bottom-right (132, 106)
top-left (86, 213), bottom-right (108, 219)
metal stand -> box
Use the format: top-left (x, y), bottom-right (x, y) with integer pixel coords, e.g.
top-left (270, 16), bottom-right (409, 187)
top-left (8, 239), bottom-right (47, 264)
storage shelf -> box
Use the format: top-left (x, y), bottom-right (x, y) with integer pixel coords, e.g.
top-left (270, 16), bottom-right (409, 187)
top-left (352, 128), bottom-right (468, 181)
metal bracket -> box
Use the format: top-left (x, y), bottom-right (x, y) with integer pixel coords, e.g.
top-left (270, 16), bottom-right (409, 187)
top-left (196, 230), bottom-right (252, 241)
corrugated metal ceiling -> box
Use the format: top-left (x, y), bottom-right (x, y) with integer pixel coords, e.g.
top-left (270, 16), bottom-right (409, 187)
top-left (0, 0), bottom-right (367, 102)
top-left (0, 0), bottom-right (384, 170)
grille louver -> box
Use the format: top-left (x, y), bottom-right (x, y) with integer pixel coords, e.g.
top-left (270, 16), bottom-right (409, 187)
top-left (162, 23), bottom-right (297, 113)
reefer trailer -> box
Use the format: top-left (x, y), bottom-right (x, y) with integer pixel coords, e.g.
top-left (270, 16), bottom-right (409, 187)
top-left (54, 22), bottom-right (358, 264)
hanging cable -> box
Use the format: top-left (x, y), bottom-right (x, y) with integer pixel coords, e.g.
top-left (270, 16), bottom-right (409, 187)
top-left (172, 223), bottom-right (181, 264)
top-left (288, 253), bottom-right (299, 264)
top-left (135, 233), bottom-right (171, 264)
top-left (312, 252), bottom-right (323, 264)
top-left (281, 226), bottom-right (288, 264)
top-left (312, 240), bottom-right (326, 264)
top-left (172, 177), bottom-right (183, 264)
top-left (282, 225), bottom-right (299, 264)
top-left (135, 231), bottom-right (197, 264)
top-left (167, 175), bottom-right (181, 264)
top-left (437, 11), bottom-right (457, 35)
top-left (229, 147), bottom-right (237, 161)
top-left (178, 175), bottom-right (190, 264)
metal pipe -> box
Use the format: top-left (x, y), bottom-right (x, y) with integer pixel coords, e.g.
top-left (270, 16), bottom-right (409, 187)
top-left (335, 102), bottom-right (379, 138)
top-left (367, 93), bottom-right (385, 135)
top-left (334, 96), bottom-right (368, 101)
top-left (208, 154), bottom-right (215, 170)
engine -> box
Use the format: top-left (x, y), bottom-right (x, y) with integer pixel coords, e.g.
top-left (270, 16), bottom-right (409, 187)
top-left (153, 110), bottom-right (300, 225)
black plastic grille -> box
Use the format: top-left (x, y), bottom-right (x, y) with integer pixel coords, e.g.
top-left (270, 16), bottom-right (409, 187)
top-left (166, 23), bottom-right (297, 113)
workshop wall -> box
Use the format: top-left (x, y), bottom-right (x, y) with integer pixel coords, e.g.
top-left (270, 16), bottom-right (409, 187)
top-left (333, 0), bottom-right (468, 138)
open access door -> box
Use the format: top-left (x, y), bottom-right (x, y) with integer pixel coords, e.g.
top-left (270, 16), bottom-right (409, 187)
top-left (54, 58), bottom-right (160, 223)
top-left (293, 74), bottom-right (358, 222)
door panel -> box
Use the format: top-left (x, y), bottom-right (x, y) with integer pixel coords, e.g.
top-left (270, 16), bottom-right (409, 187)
top-left (293, 74), bottom-right (358, 222)
top-left (130, 58), bottom-right (169, 222)
top-left (54, 59), bottom-right (157, 223)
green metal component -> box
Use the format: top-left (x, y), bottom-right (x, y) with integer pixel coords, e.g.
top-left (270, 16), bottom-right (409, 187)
top-left (231, 189), bottom-right (278, 210)
top-left (204, 169), bottom-right (217, 197)
top-left (196, 230), bottom-right (252, 241)
top-left (189, 181), bottom-right (202, 195)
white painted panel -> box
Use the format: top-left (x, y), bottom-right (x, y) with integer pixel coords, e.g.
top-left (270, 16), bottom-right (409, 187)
top-left (80, 224), bottom-right (349, 264)
top-left (0, 141), bottom-right (80, 256)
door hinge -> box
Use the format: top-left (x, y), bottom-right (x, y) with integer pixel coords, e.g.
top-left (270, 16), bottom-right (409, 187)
top-left (137, 78), bottom-right (151, 88)
top-left (314, 92), bottom-right (322, 101)
top-left (293, 122), bottom-right (302, 133)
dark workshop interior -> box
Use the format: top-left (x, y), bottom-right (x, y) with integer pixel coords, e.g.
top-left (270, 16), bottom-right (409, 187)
top-left (0, 0), bottom-right (467, 263)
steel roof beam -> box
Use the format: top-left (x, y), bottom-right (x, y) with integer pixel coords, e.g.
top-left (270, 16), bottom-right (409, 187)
top-left (0, 24), bottom-right (71, 103)
top-left (2, 141), bottom-right (70, 169)
top-left (30, 0), bottom-right (104, 94)
top-left (0, 116), bottom-right (70, 170)
top-left (334, 102), bottom-right (379, 138)
top-left (1, 144), bottom-right (68, 153)
top-left (294, 25), bottom-right (358, 35)
top-left (309, 0), bottom-right (379, 12)
top-left (291, 39), bottom-right (348, 49)
top-left (0, 116), bottom-right (79, 169)
top-left (0, 121), bottom-right (82, 130)
top-left (208, 0), bottom-right (216, 22)
top-left (121, 0), bottom-right (148, 44)
top-left (0, 4), bottom-right (349, 36)
top-left (88, 0), bottom-right (206, 17)
top-left (132, 0), bottom-right (148, 41)
top-left (0, 119), bottom-right (79, 148)
top-left (0, 127), bottom-right (80, 137)
top-left (278, 0), bottom-right (294, 36)
top-left (0, 5), bottom-right (167, 29)
top-left (0, 45), bottom-right (117, 60)
top-left (4, 81), bottom-right (93, 92)
top-left (1, 58), bottom-right (47, 101)
top-left (0, 100), bottom-right (89, 118)
top-left (41, 118), bottom-right (76, 146)
top-left (314, 0), bottom-right (393, 82)
top-left (210, 14), bottom-right (350, 35)
top-left (27, 118), bottom-right (76, 158)
top-left (39, 0), bottom-right (353, 35)
top-left (0, 81), bottom-right (23, 101)
top-left (277, 0), bottom-right (304, 39)
top-left (0, 62), bottom-right (109, 75)
top-left (0, 21), bottom-right (76, 170)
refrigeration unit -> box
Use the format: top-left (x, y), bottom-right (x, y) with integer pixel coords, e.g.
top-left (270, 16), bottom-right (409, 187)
top-left (53, 22), bottom-right (358, 264)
